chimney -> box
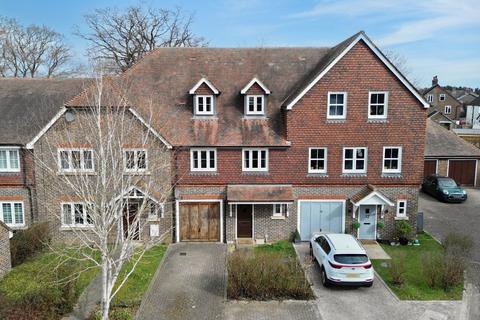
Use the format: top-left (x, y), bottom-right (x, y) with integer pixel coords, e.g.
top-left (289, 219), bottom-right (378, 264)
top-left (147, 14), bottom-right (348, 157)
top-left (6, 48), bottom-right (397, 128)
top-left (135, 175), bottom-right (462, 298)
top-left (432, 76), bottom-right (438, 86)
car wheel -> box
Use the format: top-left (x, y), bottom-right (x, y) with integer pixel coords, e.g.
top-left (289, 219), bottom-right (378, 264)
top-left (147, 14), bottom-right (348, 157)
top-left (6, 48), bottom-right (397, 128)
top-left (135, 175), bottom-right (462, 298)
top-left (309, 243), bottom-right (313, 257)
top-left (321, 267), bottom-right (330, 287)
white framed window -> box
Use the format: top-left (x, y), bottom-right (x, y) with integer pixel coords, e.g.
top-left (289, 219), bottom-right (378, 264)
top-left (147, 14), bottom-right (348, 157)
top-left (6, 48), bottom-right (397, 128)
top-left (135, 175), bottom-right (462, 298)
top-left (273, 204), bottom-right (288, 217)
top-left (327, 92), bottom-right (347, 119)
top-left (427, 94), bottom-right (433, 103)
top-left (396, 200), bottom-right (407, 217)
top-left (195, 95), bottom-right (214, 115)
top-left (439, 94), bottom-right (446, 101)
top-left (149, 202), bottom-right (165, 219)
top-left (242, 148), bottom-right (268, 171)
top-left (0, 202), bottom-right (24, 226)
top-left (58, 148), bottom-right (94, 172)
top-left (190, 148), bottom-right (217, 172)
top-left (308, 148), bottom-right (327, 173)
top-left (444, 105), bottom-right (452, 114)
top-left (245, 95), bottom-right (265, 115)
top-left (61, 202), bottom-right (93, 227)
top-left (124, 149), bottom-right (147, 172)
top-left (0, 147), bottom-right (20, 172)
top-left (343, 147), bottom-right (367, 173)
top-left (368, 91), bottom-right (388, 119)
top-left (383, 147), bottom-right (402, 173)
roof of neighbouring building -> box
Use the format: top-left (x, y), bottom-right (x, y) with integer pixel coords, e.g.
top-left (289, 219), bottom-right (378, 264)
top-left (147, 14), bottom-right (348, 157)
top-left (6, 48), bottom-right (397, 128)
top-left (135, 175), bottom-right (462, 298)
top-left (227, 184), bottom-right (294, 202)
top-left (470, 95), bottom-right (480, 106)
top-left (425, 119), bottom-right (480, 158)
top-left (0, 78), bottom-right (91, 145)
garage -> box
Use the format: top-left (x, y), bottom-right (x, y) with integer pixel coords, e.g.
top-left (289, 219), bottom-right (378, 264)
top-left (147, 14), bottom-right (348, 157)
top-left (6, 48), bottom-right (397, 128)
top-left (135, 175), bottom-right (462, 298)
top-left (448, 160), bottom-right (477, 186)
top-left (179, 202), bottom-right (220, 241)
top-left (298, 201), bottom-right (344, 241)
top-left (424, 160), bottom-right (437, 177)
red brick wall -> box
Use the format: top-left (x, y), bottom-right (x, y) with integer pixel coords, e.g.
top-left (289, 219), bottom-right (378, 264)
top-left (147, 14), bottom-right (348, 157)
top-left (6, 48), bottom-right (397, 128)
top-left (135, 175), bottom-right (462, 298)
top-left (175, 40), bottom-right (426, 187)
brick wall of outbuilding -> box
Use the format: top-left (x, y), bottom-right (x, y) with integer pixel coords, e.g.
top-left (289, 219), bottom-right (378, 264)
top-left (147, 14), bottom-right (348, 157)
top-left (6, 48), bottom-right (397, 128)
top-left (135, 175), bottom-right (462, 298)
top-left (0, 223), bottom-right (11, 279)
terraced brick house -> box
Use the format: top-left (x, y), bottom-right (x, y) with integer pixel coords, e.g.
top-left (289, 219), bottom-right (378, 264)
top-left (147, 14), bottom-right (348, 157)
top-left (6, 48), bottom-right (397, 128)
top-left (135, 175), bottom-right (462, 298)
top-left (423, 76), bottom-right (463, 125)
top-left (0, 31), bottom-right (429, 244)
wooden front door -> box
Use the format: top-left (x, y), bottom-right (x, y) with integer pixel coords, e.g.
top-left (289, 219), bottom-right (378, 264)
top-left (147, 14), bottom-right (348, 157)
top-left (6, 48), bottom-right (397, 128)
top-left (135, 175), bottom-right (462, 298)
top-left (237, 204), bottom-right (253, 238)
top-left (424, 160), bottom-right (437, 177)
top-left (123, 202), bottom-right (139, 240)
top-left (179, 202), bottom-right (220, 241)
top-left (448, 160), bottom-right (476, 186)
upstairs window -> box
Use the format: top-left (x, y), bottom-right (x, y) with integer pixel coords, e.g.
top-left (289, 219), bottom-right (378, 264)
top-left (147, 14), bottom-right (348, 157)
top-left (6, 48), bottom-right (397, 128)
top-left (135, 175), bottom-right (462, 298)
top-left (195, 95), bottom-right (214, 115)
top-left (308, 148), bottom-right (327, 173)
top-left (124, 149), bottom-right (147, 172)
top-left (0, 148), bottom-right (20, 172)
top-left (58, 148), bottom-right (94, 173)
top-left (444, 105), bottom-right (452, 114)
top-left (427, 94), bottom-right (433, 103)
top-left (383, 147), bottom-right (402, 173)
top-left (368, 92), bottom-right (388, 119)
top-left (327, 92), bottom-right (347, 119)
top-left (396, 200), bottom-right (407, 217)
top-left (62, 202), bottom-right (93, 227)
top-left (439, 94), bottom-right (446, 101)
top-left (1, 202), bottom-right (24, 226)
top-left (242, 148), bottom-right (268, 172)
top-left (191, 148), bottom-right (217, 172)
top-left (245, 95), bottom-right (265, 116)
top-left (343, 147), bottom-right (367, 174)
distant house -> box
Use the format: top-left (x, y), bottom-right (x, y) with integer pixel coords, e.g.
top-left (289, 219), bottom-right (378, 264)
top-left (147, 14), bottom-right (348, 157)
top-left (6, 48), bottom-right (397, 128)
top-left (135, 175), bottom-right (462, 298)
top-left (428, 110), bottom-right (457, 130)
top-left (423, 76), bottom-right (463, 121)
top-left (457, 91), bottom-right (479, 105)
top-left (425, 119), bottom-right (480, 187)
top-left (456, 96), bottom-right (480, 148)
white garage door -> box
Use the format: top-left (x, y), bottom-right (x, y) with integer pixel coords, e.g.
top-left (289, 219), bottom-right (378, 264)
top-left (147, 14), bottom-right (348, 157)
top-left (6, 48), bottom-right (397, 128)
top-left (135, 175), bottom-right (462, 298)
top-left (299, 201), bottom-right (344, 241)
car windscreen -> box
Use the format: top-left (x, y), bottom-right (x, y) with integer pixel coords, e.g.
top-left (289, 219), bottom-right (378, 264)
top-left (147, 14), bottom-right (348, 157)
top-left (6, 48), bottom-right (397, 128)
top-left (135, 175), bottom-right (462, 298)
top-left (438, 178), bottom-right (457, 188)
top-left (334, 254), bottom-right (368, 264)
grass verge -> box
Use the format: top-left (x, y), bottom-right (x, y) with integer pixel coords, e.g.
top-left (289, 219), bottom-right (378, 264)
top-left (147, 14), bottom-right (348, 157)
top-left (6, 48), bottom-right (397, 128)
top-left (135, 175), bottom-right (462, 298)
top-left (228, 240), bottom-right (313, 300)
top-left (372, 233), bottom-right (463, 300)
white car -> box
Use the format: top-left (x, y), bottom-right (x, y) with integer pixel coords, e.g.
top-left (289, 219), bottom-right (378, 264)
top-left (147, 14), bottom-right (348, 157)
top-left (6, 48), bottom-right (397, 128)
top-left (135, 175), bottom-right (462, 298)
top-left (310, 232), bottom-right (374, 287)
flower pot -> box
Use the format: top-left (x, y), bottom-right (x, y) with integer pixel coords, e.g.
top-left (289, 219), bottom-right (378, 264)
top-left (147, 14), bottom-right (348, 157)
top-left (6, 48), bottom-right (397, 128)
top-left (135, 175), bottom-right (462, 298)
top-left (399, 237), bottom-right (409, 245)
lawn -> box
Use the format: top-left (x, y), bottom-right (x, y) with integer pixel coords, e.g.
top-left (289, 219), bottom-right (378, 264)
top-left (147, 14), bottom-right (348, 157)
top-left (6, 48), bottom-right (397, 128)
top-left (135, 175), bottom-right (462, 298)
top-left (227, 240), bottom-right (313, 300)
top-left (106, 244), bottom-right (167, 320)
top-left (372, 233), bottom-right (463, 300)
top-left (0, 248), bottom-right (99, 319)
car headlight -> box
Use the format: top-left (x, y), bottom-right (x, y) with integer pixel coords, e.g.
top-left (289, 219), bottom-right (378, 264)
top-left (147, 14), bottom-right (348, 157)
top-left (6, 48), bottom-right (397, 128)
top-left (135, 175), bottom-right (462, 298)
top-left (462, 190), bottom-right (467, 195)
top-left (442, 190), bottom-right (449, 195)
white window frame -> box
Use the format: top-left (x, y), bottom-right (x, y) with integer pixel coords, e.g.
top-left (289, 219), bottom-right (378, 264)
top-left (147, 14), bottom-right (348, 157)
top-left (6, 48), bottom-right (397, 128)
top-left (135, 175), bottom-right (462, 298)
top-left (444, 105), bottom-right (452, 114)
top-left (245, 95), bottom-right (265, 116)
top-left (272, 203), bottom-right (288, 217)
top-left (382, 146), bottom-right (402, 174)
top-left (427, 94), bottom-right (433, 103)
top-left (439, 94), bottom-right (446, 101)
top-left (123, 148), bottom-right (148, 172)
top-left (194, 95), bottom-right (215, 115)
top-left (308, 147), bottom-right (327, 173)
top-left (0, 201), bottom-right (24, 227)
top-left (396, 200), bottom-right (407, 217)
top-left (242, 148), bottom-right (268, 172)
top-left (343, 147), bottom-right (367, 174)
top-left (0, 147), bottom-right (20, 172)
top-left (327, 92), bottom-right (347, 119)
top-left (58, 148), bottom-right (95, 173)
top-left (368, 91), bottom-right (389, 119)
top-left (61, 202), bottom-right (93, 227)
top-left (190, 148), bottom-right (217, 172)
top-left (148, 202), bottom-right (165, 220)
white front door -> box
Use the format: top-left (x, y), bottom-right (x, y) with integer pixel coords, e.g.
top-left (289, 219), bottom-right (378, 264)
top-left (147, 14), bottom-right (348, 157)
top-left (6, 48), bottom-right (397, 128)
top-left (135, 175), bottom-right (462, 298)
top-left (358, 205), bottom-right (376, 240)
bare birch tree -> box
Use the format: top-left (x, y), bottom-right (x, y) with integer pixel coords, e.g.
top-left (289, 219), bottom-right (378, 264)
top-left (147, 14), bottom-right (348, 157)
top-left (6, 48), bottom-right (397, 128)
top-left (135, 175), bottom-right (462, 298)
top-left (76, 5), bottom-right (207, 72)
top-left (33, 74), bottom-right (173, 319)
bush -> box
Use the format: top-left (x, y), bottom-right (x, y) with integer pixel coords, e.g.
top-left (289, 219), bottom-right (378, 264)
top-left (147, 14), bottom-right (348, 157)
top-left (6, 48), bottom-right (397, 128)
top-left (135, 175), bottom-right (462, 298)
top-left (422, 251), bottom-right (465, 291)
top-left (443, 233), bottom-right (473, 259)
top-left (377, 220), bottom-right (385, 229)
top-left (422, 252), bottom-right (443, 288)
top-left (352, 220), bottom-right (361, 229)
top-left (395, 220), bottom-right (413, 240)
top-left (227, 250), bottom-right (313, 300)
top-left (10, 223), bottom-right (50, 266)
top-left (388, 252), bottom-right (406, 286)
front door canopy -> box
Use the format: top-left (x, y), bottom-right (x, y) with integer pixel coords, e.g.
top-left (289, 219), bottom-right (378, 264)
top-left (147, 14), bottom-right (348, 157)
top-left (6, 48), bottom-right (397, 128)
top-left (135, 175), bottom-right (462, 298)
top-left (227, 184), bottom-right (294, 203)
top-left (351, 186), bottom-right (394, 207)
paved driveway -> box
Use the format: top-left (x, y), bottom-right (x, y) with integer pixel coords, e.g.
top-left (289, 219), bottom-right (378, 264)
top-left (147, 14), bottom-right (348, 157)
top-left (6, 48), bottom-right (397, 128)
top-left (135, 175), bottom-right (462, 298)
top-left (295, 243), bottom-right (462, 320)
top-left (136, 243), bottom-right (227, 320)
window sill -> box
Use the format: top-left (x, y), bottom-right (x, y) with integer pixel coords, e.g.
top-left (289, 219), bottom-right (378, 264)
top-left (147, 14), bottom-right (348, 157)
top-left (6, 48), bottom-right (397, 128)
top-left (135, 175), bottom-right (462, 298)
top-left (190, 171), bottom-right (218, 176)
top-left (60, 226), bottom-right (94, 231)
top-left (271, 216), bottom-right (286, 220)
top-left (241, 171), bottom-right (269, 175)
top-left (57, 171), bottom-right (96, 176)
top-left (6, 225), bottom-right (26, 230)
top-left (367, 119), bottom-right (388, 123)
top-left (124, 171), bottom-right (151, 176)
top-left (326, 119), bottom-right (346, 123)
top-left (0, 170), bottom-right (21, 174)
top-left (381, 173), bottom-right (403, 178)
top-left (341, 173), bottom-right (367, 177)
top-left (394, 216), bottom-right (409, 221)
top-left (307, 173), bottom-right (328, 177)
top-left (243, 116), bottom-right (268, 119)
top-left (192, 116), bottom-right (218, 120)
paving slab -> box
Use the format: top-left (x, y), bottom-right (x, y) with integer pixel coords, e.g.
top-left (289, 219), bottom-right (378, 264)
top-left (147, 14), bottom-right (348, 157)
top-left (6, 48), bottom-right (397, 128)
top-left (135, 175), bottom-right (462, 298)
top-left (225, 300), bottom-right (321, 320)
top-left (363, 243), bottom-right (391, 260)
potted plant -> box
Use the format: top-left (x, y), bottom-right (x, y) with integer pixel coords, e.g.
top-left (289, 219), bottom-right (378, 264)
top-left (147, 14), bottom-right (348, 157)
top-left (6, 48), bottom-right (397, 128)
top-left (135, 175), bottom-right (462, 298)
top-left (293, 229), bottom-right (301, 244)
top-left (377, 220), bottom-right (385, 229)
top-left (396, 220), bottom-right (412, 245)
top-left (352, 219), bottom-right (361, 230)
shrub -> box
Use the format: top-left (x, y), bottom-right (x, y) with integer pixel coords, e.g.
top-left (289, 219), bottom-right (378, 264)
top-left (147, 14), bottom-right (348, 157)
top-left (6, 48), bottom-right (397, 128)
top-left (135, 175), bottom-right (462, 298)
top-left (352, 220), bottom-right (361, 229)
top-left (10, 223), bottom-right (51, 266)
top-left (395, 220), bottom-right (412, 240)
top-left (422, 251), bottom-right (465, 291)
top-left (443, 233), bottom-right (473, 259)
top-left (227, 250), bottom-right (313, 300)
top-left (422, 252), bottom-right (443, 288)
top-left (377, 220), bottom-right (385, 229)
top-left (388, 252), bottom-right (406, 286)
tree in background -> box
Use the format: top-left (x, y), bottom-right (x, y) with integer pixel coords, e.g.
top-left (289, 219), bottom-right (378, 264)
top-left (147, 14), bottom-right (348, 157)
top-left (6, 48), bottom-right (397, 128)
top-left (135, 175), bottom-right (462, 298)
top-left (76, 5), bottom-right (207, 73)
top-left (0, 17), bottom-right (71, 78)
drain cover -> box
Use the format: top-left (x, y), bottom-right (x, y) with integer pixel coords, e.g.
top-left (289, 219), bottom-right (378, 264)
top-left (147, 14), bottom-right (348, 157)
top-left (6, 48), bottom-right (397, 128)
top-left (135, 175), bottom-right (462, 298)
top-left (180, 252), bottom-right (187, 256)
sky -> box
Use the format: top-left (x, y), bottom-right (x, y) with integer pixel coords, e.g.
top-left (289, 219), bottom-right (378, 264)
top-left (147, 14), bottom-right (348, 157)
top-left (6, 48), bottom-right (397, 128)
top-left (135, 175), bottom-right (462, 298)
top-left (1, 0), bottom-right (479, 88)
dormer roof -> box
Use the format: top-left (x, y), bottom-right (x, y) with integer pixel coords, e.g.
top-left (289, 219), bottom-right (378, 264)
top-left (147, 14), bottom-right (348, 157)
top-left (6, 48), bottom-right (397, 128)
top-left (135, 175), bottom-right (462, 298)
top-left (189, 77), bottom-right (220, 95)
top-left (240, 77), bottom-right (271, 95)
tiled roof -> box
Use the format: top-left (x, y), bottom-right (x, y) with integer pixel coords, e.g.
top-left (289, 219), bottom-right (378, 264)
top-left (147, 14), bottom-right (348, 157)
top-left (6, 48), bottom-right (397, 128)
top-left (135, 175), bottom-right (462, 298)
top-left (227, 184), bottom-right (294, 202)
top-left (426, 119), bottom-right (480, 158)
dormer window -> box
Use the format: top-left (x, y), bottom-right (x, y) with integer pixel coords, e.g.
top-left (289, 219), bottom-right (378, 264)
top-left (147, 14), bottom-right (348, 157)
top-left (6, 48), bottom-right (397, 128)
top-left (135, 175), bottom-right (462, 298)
top-left (189, 77), bottom-right (220, 117)
top-left (241, 77), bottom-right (270, 117)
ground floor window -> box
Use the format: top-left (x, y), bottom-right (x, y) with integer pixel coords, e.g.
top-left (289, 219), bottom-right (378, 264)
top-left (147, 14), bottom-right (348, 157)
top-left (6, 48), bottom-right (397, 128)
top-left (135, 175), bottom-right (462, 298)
top-left (396, 200), bottom-right (407, 217)
top-left (272, 203), bottom-right (288, 217)
top-left (61, 203), bottom-right (93, 227)
top-left (0, 201), bottom-right (24, 226)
